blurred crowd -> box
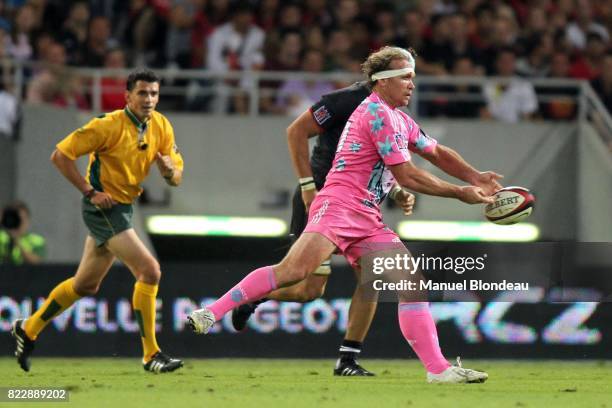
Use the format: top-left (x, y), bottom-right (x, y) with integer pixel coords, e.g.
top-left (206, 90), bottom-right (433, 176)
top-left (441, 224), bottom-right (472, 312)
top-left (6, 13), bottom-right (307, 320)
top-left (0, 0), bottom-right (610, 120)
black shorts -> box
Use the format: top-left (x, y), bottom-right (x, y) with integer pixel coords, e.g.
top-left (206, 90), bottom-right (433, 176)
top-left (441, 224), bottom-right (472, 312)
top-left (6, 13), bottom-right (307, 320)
top-left (289, 184), bottom-right (308, 241)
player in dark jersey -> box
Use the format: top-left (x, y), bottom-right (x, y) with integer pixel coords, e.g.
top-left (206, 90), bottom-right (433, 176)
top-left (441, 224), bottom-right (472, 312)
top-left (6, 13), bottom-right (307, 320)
top-left (231, 82), bottom-right (415, 376)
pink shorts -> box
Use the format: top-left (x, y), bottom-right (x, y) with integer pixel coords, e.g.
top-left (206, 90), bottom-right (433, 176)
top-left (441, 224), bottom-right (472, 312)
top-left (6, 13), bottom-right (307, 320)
top-left (304, 195), bottom-right (404, 267)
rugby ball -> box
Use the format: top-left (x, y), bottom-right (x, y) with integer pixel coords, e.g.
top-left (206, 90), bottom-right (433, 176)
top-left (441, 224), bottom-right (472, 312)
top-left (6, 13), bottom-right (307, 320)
top-left (484, 186), bottom-right (535, 225)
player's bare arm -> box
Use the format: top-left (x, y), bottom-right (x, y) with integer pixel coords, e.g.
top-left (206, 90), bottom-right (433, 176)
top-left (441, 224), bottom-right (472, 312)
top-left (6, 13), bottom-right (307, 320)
top-left (287, 109), bottom-right (323, 177)
top-left (50, 149), bottom-right (116, 209)
top-left (419, 144), bottom-right (503, 195)
top-left (156, 152), bottom-right (182, 186)
top-left (389, 160), bottom-right (494, 205)
top-left (287, 109), bottom-right (324, 210)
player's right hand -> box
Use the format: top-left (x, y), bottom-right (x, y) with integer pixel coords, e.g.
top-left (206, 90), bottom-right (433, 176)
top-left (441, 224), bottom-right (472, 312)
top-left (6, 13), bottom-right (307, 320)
top-left (393, 190), bottom-right (415, 216)
top-left (90, 191), bottom-right (117, 209)
top-left (457, 186), bottom-right (495, 205)
top-left (302, 188), bottom-right (318, 213)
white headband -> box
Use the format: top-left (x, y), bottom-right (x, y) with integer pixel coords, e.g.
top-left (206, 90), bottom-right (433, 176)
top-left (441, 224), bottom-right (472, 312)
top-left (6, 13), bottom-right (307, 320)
top-left (371, 67), bottom-right (414, 80)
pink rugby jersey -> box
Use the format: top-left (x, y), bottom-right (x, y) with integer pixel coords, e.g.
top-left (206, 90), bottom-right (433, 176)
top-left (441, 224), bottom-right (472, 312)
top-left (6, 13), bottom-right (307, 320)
top-left (318, 92), bottom-right (437, 213)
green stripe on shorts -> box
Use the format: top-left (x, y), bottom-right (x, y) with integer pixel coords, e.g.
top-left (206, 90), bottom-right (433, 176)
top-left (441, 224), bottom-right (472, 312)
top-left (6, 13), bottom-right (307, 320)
top-left (81, 198), bottom-right (134, 246)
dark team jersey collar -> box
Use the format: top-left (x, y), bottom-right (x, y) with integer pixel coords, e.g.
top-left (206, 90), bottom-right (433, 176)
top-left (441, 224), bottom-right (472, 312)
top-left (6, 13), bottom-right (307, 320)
top-left (124, 107), bottom-right (150, 131)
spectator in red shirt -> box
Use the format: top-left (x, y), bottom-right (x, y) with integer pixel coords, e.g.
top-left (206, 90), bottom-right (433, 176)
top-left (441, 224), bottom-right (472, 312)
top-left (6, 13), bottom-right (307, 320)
top-left (569, 32), bottom-right (607, 80)
top-left (101, 48), bottom-right (127, 112)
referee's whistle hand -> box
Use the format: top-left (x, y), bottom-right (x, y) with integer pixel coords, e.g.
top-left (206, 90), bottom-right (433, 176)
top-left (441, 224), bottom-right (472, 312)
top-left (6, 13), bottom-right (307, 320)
top-left (156, 152), bottom-right (175, 179)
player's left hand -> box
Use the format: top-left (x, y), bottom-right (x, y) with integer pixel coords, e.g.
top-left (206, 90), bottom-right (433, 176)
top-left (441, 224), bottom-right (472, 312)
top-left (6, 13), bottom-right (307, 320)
top-left (458, 185), bottom-right (495, 204)
top-left (393, 190), bottom-right (416, 216)
top-left (156, 152), bottom-right (174, 179)
top-left (471, 171), bottom-right (503, 196)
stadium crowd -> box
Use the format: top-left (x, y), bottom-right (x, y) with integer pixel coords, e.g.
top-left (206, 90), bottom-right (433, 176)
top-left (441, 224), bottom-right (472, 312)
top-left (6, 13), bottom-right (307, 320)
top-left (0, 0), bottom-right (610, 118)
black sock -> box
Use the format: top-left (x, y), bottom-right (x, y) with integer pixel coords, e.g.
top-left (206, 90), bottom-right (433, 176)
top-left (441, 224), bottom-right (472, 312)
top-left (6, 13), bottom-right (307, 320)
top-left (338, 340), bottom-right (362, 362)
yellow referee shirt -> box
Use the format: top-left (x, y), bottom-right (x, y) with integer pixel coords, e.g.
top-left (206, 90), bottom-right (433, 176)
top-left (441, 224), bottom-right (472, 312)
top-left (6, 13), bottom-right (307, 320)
top-left (56, 108), bottom-right (184, 204)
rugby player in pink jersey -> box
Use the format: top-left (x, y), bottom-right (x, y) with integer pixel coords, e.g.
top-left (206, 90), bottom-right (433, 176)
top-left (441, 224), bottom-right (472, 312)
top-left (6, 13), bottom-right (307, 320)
top-left (189, 46), bottom-right (502, 383)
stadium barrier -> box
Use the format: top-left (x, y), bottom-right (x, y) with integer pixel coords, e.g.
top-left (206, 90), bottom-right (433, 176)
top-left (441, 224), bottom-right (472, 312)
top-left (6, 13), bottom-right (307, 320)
top-left (2, 59), bottom-right (599, 119)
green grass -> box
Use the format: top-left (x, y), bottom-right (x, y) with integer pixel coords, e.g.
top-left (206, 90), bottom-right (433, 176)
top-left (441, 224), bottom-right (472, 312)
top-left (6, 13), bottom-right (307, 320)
top-left (0, 359), bottom-right (610, 408)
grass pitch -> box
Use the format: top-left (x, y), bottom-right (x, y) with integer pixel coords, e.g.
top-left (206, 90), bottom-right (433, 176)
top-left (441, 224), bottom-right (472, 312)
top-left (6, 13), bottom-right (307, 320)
top-left (0, 358), bottom-right (610, 407)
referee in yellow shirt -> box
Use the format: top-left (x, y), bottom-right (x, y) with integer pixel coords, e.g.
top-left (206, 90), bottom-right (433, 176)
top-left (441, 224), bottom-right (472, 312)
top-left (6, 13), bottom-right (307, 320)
top-left (12, 69), bottom-right (185, 373)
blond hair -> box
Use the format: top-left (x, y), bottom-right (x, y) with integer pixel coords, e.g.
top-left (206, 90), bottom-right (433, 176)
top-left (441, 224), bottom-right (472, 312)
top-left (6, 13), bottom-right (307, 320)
top-left (362, 46), bottom-right (416, 87)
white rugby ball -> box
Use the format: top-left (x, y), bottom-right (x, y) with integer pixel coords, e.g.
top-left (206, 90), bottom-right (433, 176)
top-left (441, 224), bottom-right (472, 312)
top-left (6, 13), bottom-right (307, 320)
top-left (484, 186), bottom-right (535, 225)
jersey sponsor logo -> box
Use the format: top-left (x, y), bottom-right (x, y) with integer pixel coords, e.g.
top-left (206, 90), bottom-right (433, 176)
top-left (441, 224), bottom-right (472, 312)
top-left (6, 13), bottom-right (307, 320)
top-left (394, 133), bottom-right (408, 152)
top-left (313, 105), bottom-right (331, 125)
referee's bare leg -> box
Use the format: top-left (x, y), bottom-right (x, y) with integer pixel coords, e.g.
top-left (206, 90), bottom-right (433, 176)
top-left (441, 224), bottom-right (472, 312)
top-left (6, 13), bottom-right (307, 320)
top-left (15, 236), bottom-right (114, 371)
top-left (106, 229), bottom-right (183, 372)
